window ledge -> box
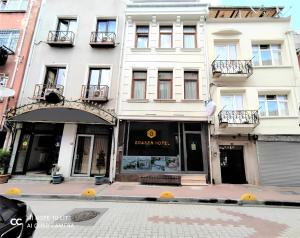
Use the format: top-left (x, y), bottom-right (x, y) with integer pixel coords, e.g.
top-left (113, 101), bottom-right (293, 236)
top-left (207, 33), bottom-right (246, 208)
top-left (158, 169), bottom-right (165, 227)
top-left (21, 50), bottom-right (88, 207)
top-left (0, 10), bottom-right (26, 13)
top-left (130, 48), bottom-right (152, 52)
top-left (253, 65), bottom-right (293, 69)
top-left (155, 48), bottom-right (176, 52)
top-left (153, 99), bottom-right (176, 103)
top-left (181, 99), bottom-right (203, 103)
top-left (127, 99), bottom-right (149, 103)
top-left (260, 116), bottom-right (298, 119)
top-left (180, 48), bottom-right (201, 52)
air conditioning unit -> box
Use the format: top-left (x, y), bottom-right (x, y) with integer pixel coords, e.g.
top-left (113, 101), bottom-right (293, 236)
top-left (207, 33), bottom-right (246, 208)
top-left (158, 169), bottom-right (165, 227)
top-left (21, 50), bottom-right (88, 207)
top-left (93, 89), bottom-right (101, 97)
top-left (60, 36), bottom-right (67, 41)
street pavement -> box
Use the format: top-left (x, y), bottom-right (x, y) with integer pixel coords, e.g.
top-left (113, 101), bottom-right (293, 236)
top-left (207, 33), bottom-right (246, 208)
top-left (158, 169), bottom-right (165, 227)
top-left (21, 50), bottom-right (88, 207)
top-left (23, 198), bottom-right (300, 238)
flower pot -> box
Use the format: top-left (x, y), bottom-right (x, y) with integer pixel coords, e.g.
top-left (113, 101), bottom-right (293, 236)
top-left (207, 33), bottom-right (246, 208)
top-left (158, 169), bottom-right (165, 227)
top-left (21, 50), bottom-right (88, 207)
top-left (52, 174), bottom-right (64, 184)
top-left (0, 174), bottom-right (10, 184)
top-left (95, 176), bottom-right (105, 185)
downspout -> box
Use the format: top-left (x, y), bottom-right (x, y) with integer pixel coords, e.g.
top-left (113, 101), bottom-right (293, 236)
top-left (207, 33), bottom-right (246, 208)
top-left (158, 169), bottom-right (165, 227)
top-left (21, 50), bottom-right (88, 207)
top-left (2, 0), bottom-right (35, 150)
top-left (109, 1), bottom-right (127, 183)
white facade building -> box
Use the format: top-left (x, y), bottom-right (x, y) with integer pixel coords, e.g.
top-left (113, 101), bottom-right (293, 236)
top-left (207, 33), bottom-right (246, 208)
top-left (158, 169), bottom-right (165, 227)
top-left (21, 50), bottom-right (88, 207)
top-left (207, 7), bottom-right (300, 186)
top-left (115, 0), bottom-right (210, 183)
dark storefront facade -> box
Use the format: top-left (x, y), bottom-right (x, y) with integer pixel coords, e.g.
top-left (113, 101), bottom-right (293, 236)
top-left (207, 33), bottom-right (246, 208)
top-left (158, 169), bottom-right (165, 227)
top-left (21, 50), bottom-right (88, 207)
top-left (116, 120), bottom-right (209, 181)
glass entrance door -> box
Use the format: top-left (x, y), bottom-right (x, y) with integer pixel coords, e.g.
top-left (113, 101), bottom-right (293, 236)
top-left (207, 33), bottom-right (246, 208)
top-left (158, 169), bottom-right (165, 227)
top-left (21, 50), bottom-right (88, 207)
top-left (184, 133), bottom-right (204, 171)
top-left (72, 135), bottom-right (94, 176)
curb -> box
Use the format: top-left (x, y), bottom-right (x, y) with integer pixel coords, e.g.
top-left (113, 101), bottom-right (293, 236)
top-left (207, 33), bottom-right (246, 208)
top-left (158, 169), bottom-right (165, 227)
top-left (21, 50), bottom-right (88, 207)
top-left (3, 194), bottom-right (300, 208)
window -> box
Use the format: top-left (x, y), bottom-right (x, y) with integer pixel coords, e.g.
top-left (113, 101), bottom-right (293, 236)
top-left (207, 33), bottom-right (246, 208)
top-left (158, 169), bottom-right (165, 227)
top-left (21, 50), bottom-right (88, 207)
top-left (97, 19), bottom-right (116, 33)
top-left (184, 71), bottom-right (198, 99)
top-left (159, 26), bottom-right (172, 48)
top-left (0, 0), bottom-right (28, 11)
top-left (136, 26), bottom-right (149, 48)
top-left (57, 19), bottom-right (77, 32)
top-left (252, 44), bottom-right (282, 66)
top-left (0, 30), bottom-right (20, 52)
top-left (44, 67), bottom-right (66, 87)
top-left (158, 71), bottom-right (172, 99)
top-left (221, 95), bottom-right (243, 110)
top-left (132, 71), bottom-right (147, 99)
top-left (183, 26), bottom-right (196, 48)
top-left (88, 68), bottom-right (110, 86)
top-left (259, 95), bottom-right (288, 117)
top-left (215, 43), bottom-right (237, 60)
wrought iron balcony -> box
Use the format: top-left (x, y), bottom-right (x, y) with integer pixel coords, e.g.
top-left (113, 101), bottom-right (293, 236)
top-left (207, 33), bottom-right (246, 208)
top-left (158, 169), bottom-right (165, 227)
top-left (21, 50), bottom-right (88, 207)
top-left (47, 31), bottom-right (75, 47)
top-left (90, 32), bottom-right (116, 48)
top-left (33, 84), bottom-right (64, 101)
top-left (212, 60), bottom-right (253, 78)
top-left (218, 110), bottom-right (259, 128)
top-left (81, 85), bottom-right (109, 102)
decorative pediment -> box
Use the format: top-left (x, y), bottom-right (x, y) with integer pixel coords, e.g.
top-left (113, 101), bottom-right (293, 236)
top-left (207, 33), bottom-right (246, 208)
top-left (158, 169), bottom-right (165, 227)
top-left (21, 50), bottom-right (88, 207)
top-left (212, 29), bottom-right (242, 36)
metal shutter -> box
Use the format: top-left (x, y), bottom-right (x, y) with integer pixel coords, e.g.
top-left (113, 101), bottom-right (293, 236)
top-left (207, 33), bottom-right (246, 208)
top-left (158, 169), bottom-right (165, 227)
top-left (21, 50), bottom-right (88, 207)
top-left (257, 141), bottom-right (300, 186)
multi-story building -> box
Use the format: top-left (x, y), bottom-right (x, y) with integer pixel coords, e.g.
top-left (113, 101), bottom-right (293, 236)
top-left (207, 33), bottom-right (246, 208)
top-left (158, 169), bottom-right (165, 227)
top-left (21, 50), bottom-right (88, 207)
top-left (8, 0), bottom-right (125, 181)
top-left (207, 6), bottom-right (300, 186)
top-left (0, 0), bottom-right (41, 148)
top-left (115, 0), bottom-right (210, 184)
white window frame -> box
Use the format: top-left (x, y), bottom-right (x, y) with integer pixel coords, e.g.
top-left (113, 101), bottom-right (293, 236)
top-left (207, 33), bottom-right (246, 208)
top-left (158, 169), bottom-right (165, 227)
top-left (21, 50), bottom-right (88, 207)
top-left (258, 94), bottom-right (289, 117)
top-left (215, 43), bottom-right (237, 60)
top-left (252, 44), bottom-right (282, 66)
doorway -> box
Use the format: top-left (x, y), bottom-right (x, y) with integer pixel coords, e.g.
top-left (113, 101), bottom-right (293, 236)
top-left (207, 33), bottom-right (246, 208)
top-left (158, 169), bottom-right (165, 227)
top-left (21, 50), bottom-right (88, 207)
top-left (220, 145), bottom-right (247, 184)
top-left (184, 133), bottom-right (204, 171)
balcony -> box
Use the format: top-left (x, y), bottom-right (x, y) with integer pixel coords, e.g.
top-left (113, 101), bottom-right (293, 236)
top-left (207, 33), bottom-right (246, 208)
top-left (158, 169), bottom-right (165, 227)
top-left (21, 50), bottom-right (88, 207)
top-left (212, 60), bottom-right (253, 80)
top-left (218, 110), bottom-right (259, 133)
top-left (81, 85), bottom-right (109, 102)
top-left (90, 32), bottom-right (116, 48)
top-left (33, 84), bottom-right (64, 103)
top-left (47, 31), bottom-right (75, 47)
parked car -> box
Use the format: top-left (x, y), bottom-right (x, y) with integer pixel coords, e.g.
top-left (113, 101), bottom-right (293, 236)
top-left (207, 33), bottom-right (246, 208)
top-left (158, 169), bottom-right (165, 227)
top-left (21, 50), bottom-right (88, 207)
top-left (0, 195), bottom-right (37, 238)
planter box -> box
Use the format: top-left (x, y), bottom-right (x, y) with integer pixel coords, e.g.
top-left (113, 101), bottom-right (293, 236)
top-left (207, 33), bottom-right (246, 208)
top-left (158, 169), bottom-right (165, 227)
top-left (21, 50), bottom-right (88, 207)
top-left (52, 174), bottom-right (64, 184)
top-left (0, 174), bottom-right (10, 184)
top-left (140, 175), bottom-right (181, 186)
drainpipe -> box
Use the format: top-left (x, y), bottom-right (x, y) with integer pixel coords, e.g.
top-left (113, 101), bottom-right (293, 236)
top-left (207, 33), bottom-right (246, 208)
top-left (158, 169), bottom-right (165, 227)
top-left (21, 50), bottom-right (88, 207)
top-left (109, 1), bottom-right (127, 183)
top-left (2, 0), bottom-right (35, 150)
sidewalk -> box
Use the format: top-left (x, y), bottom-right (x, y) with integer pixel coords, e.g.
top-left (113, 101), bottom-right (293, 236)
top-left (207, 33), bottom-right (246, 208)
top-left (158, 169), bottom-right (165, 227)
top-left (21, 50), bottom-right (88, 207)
top-left (1, 181), bottom-right (300, 205)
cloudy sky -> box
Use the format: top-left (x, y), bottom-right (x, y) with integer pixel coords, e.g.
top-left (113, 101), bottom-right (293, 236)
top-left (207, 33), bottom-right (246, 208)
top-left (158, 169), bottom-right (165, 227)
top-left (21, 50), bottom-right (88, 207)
top-left (218, 0), bottom-right (300, 30)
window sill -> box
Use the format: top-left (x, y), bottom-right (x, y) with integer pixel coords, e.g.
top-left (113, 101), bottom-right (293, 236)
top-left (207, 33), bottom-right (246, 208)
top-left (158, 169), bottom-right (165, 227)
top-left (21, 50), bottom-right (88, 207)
top-left (180, 48), bottom-right (201, 52)
top-left (253, 65), bottom-right (293, 69)
top-left (130, 48), bottom-right (152, 52)
top-left (155, 48), bottom-right (176, 52)
top-left (153, 99), bottom-right (176, 103)
top-left (0, 9), bottom-right (26, 13)
top-left (181, 99), bottom-right (202, 103)
top-left (260, 116), bottom-right (298, 119)
top-left (127, 99), bottom-right (149, 103)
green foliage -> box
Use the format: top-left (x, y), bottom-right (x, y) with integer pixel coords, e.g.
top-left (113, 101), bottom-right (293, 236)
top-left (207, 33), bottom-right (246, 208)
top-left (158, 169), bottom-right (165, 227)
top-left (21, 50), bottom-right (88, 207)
top-left (0, 149), bottom-right (10, 175)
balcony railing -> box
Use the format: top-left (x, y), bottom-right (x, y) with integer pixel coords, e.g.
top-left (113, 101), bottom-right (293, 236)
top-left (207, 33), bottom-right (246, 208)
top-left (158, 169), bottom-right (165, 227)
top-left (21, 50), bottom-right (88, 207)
top-left (47, 31), bottom-right (75, 47)
top-left (212, 60), bottom-right (253, 78)
top-left (218, 110), bottom-right (259, 126)
top-left (33, 84), bottom-right (64, 100)
top-left (90, 32), bottom-right (116, 48)
top-left (81, 85), bottom-right (109, 102)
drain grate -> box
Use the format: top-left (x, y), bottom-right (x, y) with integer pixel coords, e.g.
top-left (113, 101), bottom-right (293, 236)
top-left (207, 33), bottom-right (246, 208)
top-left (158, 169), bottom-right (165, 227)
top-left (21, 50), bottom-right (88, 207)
top-left (71, 210), bottom-right (99, 222)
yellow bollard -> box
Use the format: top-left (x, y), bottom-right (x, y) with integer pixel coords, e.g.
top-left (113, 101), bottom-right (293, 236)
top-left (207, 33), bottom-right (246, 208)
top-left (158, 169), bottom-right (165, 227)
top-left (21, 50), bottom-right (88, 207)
top-left (5, 187), bottom-right (22, 196)
top-left (240, 193), bottom-right (257, 201)
top-left (159, 191), bottom-right (175, 199)
top-left (81, 188), bottom-right (97, 198)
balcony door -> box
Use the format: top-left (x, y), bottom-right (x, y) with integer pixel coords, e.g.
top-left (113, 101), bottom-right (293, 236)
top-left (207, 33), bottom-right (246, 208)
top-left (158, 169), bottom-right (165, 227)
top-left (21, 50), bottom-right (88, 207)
top-left (221, 95), bottom-right (244, 123)
top-left (215, 43), bottom-right (237, 60)
top-left (97, 19), bottom-right (116, 33)
top-left (86, 68), bottom-right (110, 99)
top-left (57, 19), bottom-right (77, 32)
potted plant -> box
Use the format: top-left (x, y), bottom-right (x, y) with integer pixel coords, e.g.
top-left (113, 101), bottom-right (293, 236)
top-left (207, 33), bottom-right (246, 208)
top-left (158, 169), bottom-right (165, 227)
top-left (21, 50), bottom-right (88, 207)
top-left (51, 164), bottom-right (64, 184)
top-left (95, 150), bottom-right (105, 185)
top-left (0, 149), bottom-right (11, 184)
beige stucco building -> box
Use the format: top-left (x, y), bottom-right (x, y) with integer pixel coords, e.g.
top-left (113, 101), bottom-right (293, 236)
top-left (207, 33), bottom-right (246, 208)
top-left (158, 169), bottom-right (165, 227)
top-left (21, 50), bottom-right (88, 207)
top-left (207, 7), bottom-right (300, 186)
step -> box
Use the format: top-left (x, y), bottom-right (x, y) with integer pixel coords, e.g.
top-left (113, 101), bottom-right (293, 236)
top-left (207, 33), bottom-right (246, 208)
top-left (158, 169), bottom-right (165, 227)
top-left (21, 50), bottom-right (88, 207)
top-left (181, 181), bottom-right (208, 186)
top-left (181, 174), bottom-right (207, 186)
top-left (8, 175), bottom-right (52, 184)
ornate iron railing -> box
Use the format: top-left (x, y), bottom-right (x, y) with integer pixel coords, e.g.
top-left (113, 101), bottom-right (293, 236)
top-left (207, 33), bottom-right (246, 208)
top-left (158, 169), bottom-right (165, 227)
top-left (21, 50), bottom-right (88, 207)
top-left (81, 85), bottom-right (109, 101)
top-left (33, 84), bottom-right (64, 100)
top-left (90, 32), bottom-right (116, 45)
top-left (47, 31), bottom-right (75, 44)
top-left (212, 60), bottom-right (253, 77)
top-left (218, 110), bottom-right (259, 125)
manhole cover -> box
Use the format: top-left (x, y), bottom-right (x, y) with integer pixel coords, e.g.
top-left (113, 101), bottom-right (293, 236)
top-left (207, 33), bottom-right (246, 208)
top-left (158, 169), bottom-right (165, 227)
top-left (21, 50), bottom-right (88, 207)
top-left (71, 211), bottom-right (99, 222)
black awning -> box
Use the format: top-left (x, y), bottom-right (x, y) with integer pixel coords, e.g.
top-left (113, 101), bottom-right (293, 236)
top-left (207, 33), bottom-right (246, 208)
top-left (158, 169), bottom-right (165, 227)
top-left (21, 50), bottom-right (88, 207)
top-left (9, 107), bottom-right (112, 125)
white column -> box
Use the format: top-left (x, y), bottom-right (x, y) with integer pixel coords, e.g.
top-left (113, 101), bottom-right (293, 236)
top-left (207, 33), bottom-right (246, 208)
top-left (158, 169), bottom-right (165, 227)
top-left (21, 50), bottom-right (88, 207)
top-left (57, 124), bottom-right (77, 178)
top-left (8, 128), bottom-right (22, 174)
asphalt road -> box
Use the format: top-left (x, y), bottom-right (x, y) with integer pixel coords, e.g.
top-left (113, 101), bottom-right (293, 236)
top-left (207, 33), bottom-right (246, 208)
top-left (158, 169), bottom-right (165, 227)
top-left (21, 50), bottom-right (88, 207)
top-left (22, 198), bottom-right (300, 238)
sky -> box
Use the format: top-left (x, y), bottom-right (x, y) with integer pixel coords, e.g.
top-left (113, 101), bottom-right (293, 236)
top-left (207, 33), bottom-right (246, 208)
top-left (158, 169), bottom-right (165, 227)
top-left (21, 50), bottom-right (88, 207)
top-left (218, 0), bottom-right (300, 30)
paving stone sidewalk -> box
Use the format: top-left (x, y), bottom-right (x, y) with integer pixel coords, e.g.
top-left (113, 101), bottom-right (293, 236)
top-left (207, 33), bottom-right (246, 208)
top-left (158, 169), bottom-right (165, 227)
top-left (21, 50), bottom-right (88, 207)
top-left (1, 181), bottom-right (300, 203)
